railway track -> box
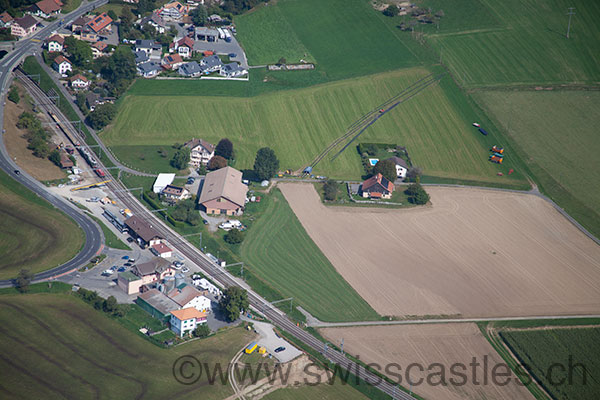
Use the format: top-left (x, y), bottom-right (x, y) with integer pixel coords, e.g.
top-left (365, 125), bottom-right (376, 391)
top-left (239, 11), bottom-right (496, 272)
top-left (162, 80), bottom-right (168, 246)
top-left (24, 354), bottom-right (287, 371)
top-left (18, 71), bottom-right (417, 400)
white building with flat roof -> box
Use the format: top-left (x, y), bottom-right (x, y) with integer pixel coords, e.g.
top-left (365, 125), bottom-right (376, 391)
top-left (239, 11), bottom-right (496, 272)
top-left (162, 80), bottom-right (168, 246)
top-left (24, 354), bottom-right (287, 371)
top-left (153, 173), bottom-right (176, 193)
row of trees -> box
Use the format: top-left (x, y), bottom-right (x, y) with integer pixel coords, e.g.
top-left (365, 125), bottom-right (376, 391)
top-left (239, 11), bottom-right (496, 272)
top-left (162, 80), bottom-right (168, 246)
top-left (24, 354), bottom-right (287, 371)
top-left (77, 288), bottom-right (126, 317)
top-left (219, 286), bottom-right (249, 322)
top-left (17, 112), bottom-right (52, 158)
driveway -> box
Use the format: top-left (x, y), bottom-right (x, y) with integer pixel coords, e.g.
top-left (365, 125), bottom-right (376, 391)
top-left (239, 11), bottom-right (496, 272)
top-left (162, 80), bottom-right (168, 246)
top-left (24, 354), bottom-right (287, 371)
top-left (243, 318), bottom-right (302, 363)
top-left (193, 33), bottom-right (248, 68)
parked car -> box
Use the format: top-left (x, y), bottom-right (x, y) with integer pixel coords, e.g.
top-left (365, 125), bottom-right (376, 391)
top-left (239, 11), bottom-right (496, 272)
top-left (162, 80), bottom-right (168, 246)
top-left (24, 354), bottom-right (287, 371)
top-left (181, 266), bottom-right (189, 273)
top-left (117, 267), bottom-right (126, 272)
top-left (228, 53), bottom-right (236, 58)
top-left (274, 346), bottom-right (285, 353)
top-left (127, 237), bottom-right (134, 242)
top-left (203, 219), bottom-right (208, 225)
top-left (122, 255), bottom-right (129, 260)
top-left (124, 262), bottom-right (132, 267)
top-left (129, 259), bottom-right (135, 263)
top-left (102, 269), bottom-right (113, 276)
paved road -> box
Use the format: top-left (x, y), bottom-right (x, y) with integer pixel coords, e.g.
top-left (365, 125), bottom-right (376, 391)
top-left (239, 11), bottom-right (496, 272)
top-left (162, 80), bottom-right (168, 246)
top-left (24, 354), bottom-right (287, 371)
top-left (0, 0), bottom-right (109, 287)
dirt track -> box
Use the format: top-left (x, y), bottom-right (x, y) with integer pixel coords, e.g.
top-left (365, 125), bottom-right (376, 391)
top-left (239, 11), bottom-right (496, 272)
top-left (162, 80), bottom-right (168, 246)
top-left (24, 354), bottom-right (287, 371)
top-left (279, 183), bottom-right (600, 317)
top-left (320, 324), bottom-right (535, 400)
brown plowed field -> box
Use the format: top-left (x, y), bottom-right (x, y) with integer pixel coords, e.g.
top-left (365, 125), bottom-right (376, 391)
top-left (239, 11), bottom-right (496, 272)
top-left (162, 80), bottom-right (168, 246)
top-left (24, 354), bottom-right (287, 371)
top-left (279, 183), bottom-right (600, 317)
top-left (320, 324), bottom-right (535, 400)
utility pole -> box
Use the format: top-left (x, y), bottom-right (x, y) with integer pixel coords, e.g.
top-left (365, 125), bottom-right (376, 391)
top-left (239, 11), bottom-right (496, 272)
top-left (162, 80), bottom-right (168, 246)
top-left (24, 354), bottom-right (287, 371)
top-left (566, 7), bottom-right (576, 39)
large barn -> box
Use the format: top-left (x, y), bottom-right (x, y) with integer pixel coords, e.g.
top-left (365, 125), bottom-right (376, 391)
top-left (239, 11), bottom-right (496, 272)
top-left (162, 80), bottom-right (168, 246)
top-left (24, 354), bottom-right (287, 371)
top-left (198, 167), bottom-right (247, 215)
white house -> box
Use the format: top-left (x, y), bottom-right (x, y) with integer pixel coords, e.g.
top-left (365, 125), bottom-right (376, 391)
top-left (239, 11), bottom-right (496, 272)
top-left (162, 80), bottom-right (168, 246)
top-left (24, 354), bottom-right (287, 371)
top-left (151, 242), bottom-right (173, 258)
top-left (386, 156), bottom-right (409, 179)
top-left (192, 277), bottom-right (222, 296)
top-left (68, 74), bottom-right (89, 89)
top-left (169, 308), bottom-right (207, 337)
top-left (168, 285), bottom-right (212, 312)
top-left (176, 36), bottom-right (194, 58)
top-left (46, 34), bottom-right (64, 52)
top-left (219, 62), bottom-right (247, 78)
top-left (153, 173), bottom-right (176, 193)
top-left (184, 138), bottom-right (214, 167)
top-left (53, 55), bottom-right (72, 76)
top-left (200, 55), bottom-right (223, 74)
top-left (141, 13), bottom-right (166, 34)
top-left (137, 61), bottom-right (161, 78)
top-left (11, 15), bottom-right (37, 38)
top-left (161, 185), bottom-right (190, 202)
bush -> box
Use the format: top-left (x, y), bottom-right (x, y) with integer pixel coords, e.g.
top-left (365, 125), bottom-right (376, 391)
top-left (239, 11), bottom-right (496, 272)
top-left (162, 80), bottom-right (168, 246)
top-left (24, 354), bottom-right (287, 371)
top-left (253, 147), bottom-right (279, 181)
top-left (323, 180), bottom-right (340, 201)
top-left (170, 147), bottom-right (191, 170)
top-left (215, 138), bottom-right (234, 160)
top-left (405, 183), bottom-right (430, 205)
top-left (49, 149), bottom-right (62, 167)
top-left (207, 155), bottom-right (227, 170)
top-left (14, 269), bottom-right (33, 293)
top-left (87, 103), bottom-right (117, 130)
top-left (224, 228), bottom-right (244, 244)
top-left (193, 324), bottom-right (210, 338)
top-left (8, 86), bottom-right (19, 104)
top-left (383, 5), bottom-right (399, 17)
top-left (405, 166), bottom-right (422, 182)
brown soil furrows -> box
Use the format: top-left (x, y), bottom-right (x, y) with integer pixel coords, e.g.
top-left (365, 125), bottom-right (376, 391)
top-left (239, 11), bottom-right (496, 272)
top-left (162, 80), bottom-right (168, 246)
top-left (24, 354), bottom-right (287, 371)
top-left (0, 354), bottom-right (70, 399)
top-left (279, 183), bottom-right (600, 318)
top-left (0, 326), bottom-right (101, 400)
top-left (0, 301), bottom-right (148, 400)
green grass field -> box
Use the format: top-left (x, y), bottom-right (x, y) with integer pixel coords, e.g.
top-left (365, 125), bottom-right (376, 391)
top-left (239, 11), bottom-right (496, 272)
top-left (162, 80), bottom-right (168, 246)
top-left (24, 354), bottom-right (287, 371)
top-left (0, 170), bottom-right (84, 280)
top-left (264, 382), bottom-right (368, 400)
top-left (0, 292), bottom-right (255, 399)
top-left (473, 89), bottom-right (600, 237)
top-left (500, 327), bottom-right (600, 399)
top-left (86, 214), bottom-right (131, 251)
top-left (421, 0), bottom-right (600, 87)
top-left (240, 189), bottom-right (380, 322)
top-left (105, 68), bottom-right (527, 186)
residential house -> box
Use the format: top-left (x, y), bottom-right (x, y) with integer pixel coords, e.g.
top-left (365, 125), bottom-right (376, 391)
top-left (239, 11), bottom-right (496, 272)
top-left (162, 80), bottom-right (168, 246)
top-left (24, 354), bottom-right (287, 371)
top-left (119, 258), bottom-right (176, 295)
top-left (134, 50), bottom-right (149, 64)
top-left (219, 62), bottom-right (247, 78)
top-left (71, 15), bottom-right (90, 33)
top-left (192, 277), bottom-right (222, 296)
top-left (59, 152), bottom-right (74, 169)
top-left (169, 308), bottom-right (207, 337)
top-left (184, 138), bottom-right (214, 167)
top-left (200, 55), bottom-right (222, 74)
top-left (195, 27), bottom-right (218, 42)
top-left (386, 156), bottom-right (409, 179)
top-left (134, 39), bottom-right (161, 61)
top-left (178, 61), bottom-right (204, 77)
top-left (136, 288), bottom-right (180, 322)
top-left (137, 61), bottom-right (161, 78)
top-left (160, 1), bottom-right (187, 20)
top-left (91, 41), bottom-right (108, 58)
top-left (68, 74), bottom-right (89, 89)
top-left (168, 285), bottom-right (211, 312)
top-left (124, 215), bottom-right (163, 247)
top-left (153, 173), bottom-right (176, 193)
top-left (86, 12), bottom-right (112, 34)
top-left (151, 242), bottom-right (173, 258)
top-left (0, 12), bottom-right (14, 28)
top-left (176, 36), bottom-right (194, 58)
top-left (45, 34), bottom-right (64, 52)
top-left (161, 185), bottom-right (190, 202)
top-left (11, 15), bottom-right (37, 38)
top-left (207, 14), bottom-right (222, 23)
top-left (79, 29), bottom-right (98, 43)
top-left (85, 92), bottom-right (103, 111)
top-left (161, 53), bottom-right (184, 70)
top-left (29, 0), bottom-right (62, 19)
top-left (198, 166), bottom-right (248, 216)
top-left (52, 55), bottom-right (72, 75)
top-left (141, 13), bottom-right (166, 34)
top-left (361, 173), bottom-right (394, 199)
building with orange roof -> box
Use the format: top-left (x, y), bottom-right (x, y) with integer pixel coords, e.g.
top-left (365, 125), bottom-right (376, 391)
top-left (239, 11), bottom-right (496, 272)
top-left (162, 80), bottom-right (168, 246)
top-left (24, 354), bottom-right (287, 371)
top-left (86, 12), bottom-right (112, 33)
top-left (0, 11), bottom-right (13, 28)
top-left (52, 55), bottom-right (72, 75)
top-left (29, 0), bottom-right (62, 19)
top-left (170, 308), bottom-right (207, 337)
top-left (361, 173), bottom-right (394, 199)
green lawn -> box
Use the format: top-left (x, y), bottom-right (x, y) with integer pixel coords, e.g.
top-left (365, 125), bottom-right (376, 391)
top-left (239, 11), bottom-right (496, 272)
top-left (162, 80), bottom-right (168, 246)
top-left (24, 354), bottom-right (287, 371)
top-left (104, 68), bottom-right (528, 186)
top-left (421, 0), bottom-right (600, 87)
top-left (0, 169), bottom-right (84, 280)
top-left (0, 293), bottom-right (255, 399)
top-left (240, 189), bottom-right (380, 322)
top-left (473, 89), bottom-right (600, 237)
top-left (62, 0), bottom-right (82, 13)
top-left (264, 382), bottom-right (369, 400)
top-left (86, 214), bottom-right (131, 251)
top-left (500, 327), bottom-right (600, 399)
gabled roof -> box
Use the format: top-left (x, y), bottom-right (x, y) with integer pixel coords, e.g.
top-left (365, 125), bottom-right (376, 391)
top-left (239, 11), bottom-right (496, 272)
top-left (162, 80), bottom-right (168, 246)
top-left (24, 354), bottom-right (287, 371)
top-left (362, 173), bottom-right (394, 193)
top-left (151, 242), bottom-right (172, 254)
top-left (92, 41), bottom-right (107, 50)
top-left (72, 15), bottom-right (90, 26)
top-left (162, 53), bottom-right (183, 66)
top-left (386, 156), bottom-right (409, 169)
top-left (179, 61), bottom-right (203, 76)
top-left (135, 39), bottom-right (154, 49)
top-left (53, 55), bottom-right (71, 65)
top-left (87, 12), bottom-right (112, 33)
top-left (177, 36), bottom-right (194, 48)
top-left (46, 33), bottom-right (64, 44)
top-left (138, 289), bottom-right (180, 315)
top-left (168, 285), bottom-right (203, 307)
top-left (35, 0), bottom-right (62, 15)
top-left (125, 215), bottom-right (162, 243)
top-left (201, 54), bottom-right (222, 69)
top-left (14, 15), bottom-right (37, 30)
top-left (222, 62), bottom-right (242, 74)
top-left (68, 74), bottom-right (88, 82)
top-left (170, 307), bottom-right (206, 321)
top-left (0, 12), bottom-right (13, 24)
top-left (137, 61), bottom-right (160, 74)
top-left (134, 50), bottom-right (149, 64)
top-left (184, 138), bottom-right (214, 153)
top-left (199, 166), bottom-right (247, 208)
top-left (133, 257), bottom-right (172, 276)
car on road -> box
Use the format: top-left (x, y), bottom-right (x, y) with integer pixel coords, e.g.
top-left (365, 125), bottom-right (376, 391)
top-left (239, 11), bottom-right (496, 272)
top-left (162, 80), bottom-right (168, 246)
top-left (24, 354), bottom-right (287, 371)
top-left (86, 197), bottom-right (100, 202)
top-left (126, 237), bottom-right (134, 242)
top-left (274, 346), bottom-right (286, 353)
top-left (117, 267), bottom-right (126, 272)
top-left (13, 170), bottom-right (20, 175)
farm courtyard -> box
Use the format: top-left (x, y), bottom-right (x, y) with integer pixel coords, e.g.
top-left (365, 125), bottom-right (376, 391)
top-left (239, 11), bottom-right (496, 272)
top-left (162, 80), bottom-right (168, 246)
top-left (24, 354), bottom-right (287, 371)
top-left (279, 183), bottom-right (600, 318)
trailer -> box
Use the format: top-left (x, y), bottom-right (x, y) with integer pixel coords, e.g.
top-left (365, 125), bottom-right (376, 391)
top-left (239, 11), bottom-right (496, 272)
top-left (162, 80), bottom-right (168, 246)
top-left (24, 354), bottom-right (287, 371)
top-left (490, 155), bottom-right (503, 164)
top-left (217, 28), bottom-right (225, 40)
top-left (245, 342), bottom-right (258, 354)
top-left (95, 168), bottom-right (106, 178)
top-left (493, 152), bottom-right (504, 158)
top-left (479, 128), bottom-right (488, 136)
top-left (492, 145), bottom-right (504, 154)
top-left (223, 29), bottom-right (232, 42)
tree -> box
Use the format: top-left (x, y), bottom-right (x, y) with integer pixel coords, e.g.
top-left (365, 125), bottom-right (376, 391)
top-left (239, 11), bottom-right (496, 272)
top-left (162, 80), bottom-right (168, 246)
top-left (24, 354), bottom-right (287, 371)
top-left (186, 211), bottom-right (200, 226)
top-left (277, 57), bottom-right (286, 65)
top-left (49, 149), bottom-right (61, 166)
top-left (100, 46), bottom-right (136, 95)
top-left (63, 36), bottom-right (92, 67)
top-left (383, 5), bottom-right (399, 17)
top-left (14, 269), bottom-right (33, 293)
top-left (215, 138), bottom-right (234, 160)
top-left (253, 147), bottom-right (279, 181)
top-left (107, 9), bottom-right (117, 21)
top-left (405, 183), bottom-right (430, 205)
top-left (190, 5), bottom-right (207, 26)
top-left (170, 147), bottom-right (191, 170)
top-left (8, 86), bottom-right (19, 104)
top-left (224, 228), bottom-right (244, 244)
top-left (219, 286), bottom-right (249, 322)
top-left (207, 155), bottom-right (227, 170)
top-left (76, 91), bottom-right (89, 114)
top-left (372, 159), bottom-right (397, 182)
top-left (28, 136), bottom-right (50, 158)
top-left (405, 166), bottom-right (422, 182)
top-left (193, 324), bottom-right (211, 338)
top-left (103, 296), bottom-right (117, 313)
top-left (87, 103), bottom-right (117, 130)
top-left (323, 180), bottom-right (339, 201)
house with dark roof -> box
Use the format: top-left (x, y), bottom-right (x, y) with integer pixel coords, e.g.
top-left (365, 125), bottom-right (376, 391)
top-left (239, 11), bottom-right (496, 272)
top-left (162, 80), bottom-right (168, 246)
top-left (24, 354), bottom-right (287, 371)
top-left (198, 166), bottom-right (248, 216)
top-left (200, 55), bottom-right (223, 73)
top-left (178, 61), bottom-right (204, 77)
top-left (118, 257), bottom-right (175, 295)
top-left (361, 173), bottom-right (394, 199)
top-left (219, 62), bottom-right (247, 78)
top-left (71, 15), bottom-right (90, 32)
top-left (134, 50), bottom-right (149, 64)
top-left (45, 34), bottom-right (64, 52)
top-left (184, 138), bottom-right (214, 166)
top-left (29, 0), bottom-right (62, 19)
top-left (161, 185), bottom-right (190, 202)
top-left (11, 15), bottom-right (37, 38)
top-left (137, 61), bottom-right (161, 78)
top-left (162, 53), bottom-right (183, 70)
top-left (136, 288), bottom-right (180, 322)
top-left (141, 12), bottom-right (166, 34)
top-left (386, 156), bottom-right (409, 179)
top-left (125, 215), bottom-right (163, 247)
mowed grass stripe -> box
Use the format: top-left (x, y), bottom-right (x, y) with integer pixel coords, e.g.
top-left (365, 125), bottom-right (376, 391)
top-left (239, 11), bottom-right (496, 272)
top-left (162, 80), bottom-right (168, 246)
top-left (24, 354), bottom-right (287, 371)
top-left (241, 189), bottom-right (380, 322)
